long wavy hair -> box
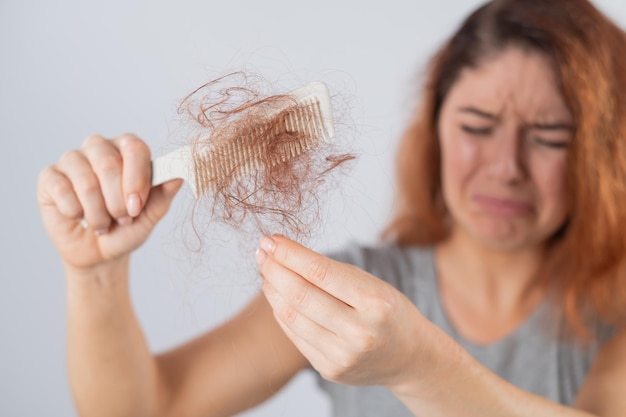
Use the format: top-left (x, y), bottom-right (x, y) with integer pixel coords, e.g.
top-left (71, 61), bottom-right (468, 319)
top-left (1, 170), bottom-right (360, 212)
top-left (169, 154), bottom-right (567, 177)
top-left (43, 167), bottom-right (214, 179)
top-left (384, 0), bottom-right (626, 337)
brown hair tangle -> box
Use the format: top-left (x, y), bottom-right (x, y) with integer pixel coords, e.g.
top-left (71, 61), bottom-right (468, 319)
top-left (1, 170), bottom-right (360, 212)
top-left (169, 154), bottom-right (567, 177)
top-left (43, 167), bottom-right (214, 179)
top-left (175, 72), bottom-right (355, 246)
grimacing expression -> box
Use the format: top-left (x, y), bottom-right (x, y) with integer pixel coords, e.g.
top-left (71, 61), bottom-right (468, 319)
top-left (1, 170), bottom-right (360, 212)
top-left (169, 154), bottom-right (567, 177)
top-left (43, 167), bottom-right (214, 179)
top-left (437, 47), bottom-right (573, 252)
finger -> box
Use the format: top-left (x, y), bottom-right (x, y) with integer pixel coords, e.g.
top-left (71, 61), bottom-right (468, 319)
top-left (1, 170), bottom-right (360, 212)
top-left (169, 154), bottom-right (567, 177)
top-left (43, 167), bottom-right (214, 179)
top-left (269, 305), bottom-right (339, 376)
top-left (260, 235), bottom-right (370, 307)
top-left (265, 288), bottom-right (354, 382)
top-left (56, 149), bottom-right (111, 234)
top-left (261, 275), bottom-right (340, 354)
top-left (260, 260), bottom-right (373, 368)
top-left (113, 134), bottom-right (151, 218)
top-left (257, 247), bottom-right (355, 332)
top-left (82, 136), bottom-right (129, 223)
top-left (127, 178), bottom-right (183, 234)
top-left (37, 165), bottom-right (84, 220)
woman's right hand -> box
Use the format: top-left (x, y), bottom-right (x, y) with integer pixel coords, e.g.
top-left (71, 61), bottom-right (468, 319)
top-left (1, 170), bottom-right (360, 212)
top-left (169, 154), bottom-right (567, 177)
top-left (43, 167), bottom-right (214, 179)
top-left (37, 134), bottom-right (183, 273)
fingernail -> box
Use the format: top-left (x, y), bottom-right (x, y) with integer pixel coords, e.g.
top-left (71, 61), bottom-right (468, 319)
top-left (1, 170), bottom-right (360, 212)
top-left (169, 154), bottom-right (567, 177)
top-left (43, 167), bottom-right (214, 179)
top-left (79, 219), bottom-right (89, 229)
top-left (260, 236), bottom-right (276, 254)
top-left (127, 194), bottom-right (141, 217)
top-left (117, 216), bottom-right (133, 226)
top-left (255, 248), bottom-right (268, 265)
top-left (95, 228), bottom-right (108, 236)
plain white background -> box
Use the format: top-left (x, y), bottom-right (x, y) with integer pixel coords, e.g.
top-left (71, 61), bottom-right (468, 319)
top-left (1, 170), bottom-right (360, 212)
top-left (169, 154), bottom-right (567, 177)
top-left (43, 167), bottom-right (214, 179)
top-left (2, 1), bottom-right (625, 416)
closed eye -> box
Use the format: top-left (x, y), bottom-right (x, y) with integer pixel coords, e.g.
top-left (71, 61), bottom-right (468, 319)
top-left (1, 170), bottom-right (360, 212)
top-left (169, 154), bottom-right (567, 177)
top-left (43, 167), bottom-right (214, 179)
top-left (461, 125), bottom-right (493, 135)
top-left (534, 138), bottom-right (569, 149)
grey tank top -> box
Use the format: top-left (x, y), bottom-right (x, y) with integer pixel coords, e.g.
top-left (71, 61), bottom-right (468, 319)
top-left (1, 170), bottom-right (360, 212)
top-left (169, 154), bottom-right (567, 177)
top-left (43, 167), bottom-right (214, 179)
top-left (316, 244), bottom-right (616, 416)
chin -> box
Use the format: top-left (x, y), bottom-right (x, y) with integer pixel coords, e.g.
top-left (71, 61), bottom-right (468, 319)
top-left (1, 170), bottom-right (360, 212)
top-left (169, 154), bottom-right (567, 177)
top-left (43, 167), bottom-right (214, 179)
top-left (465, 217), bottom-right (542, 252)
top-left (473, 233), bottom-right (537, 253)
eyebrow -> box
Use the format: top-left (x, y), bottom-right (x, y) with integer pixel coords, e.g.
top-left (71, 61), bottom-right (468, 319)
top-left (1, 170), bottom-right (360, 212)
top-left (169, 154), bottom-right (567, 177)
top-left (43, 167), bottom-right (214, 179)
top-left (458, 106), bottom-right (498, 120)
top-left (528, 122), bottom-right (574, 131)
top-left (457, 106), bottom-right (574, 131)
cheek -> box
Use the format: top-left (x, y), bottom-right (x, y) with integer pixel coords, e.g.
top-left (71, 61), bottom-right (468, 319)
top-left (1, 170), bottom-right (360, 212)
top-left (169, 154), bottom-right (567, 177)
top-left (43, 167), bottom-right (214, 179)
top-left (440, 134), bottom-right (482, 196)
top-left (531, 155), bottom-right (570, 220)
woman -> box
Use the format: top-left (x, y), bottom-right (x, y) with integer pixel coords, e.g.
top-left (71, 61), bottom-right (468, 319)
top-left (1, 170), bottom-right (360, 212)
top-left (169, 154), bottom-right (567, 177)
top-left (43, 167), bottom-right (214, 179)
top-left (37, 0), bottom-right (626, 416)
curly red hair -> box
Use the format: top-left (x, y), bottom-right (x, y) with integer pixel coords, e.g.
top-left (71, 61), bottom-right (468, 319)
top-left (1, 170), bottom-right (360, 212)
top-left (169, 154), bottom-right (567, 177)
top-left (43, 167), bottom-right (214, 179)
top-left (384, 0), bottom-right (626, 337)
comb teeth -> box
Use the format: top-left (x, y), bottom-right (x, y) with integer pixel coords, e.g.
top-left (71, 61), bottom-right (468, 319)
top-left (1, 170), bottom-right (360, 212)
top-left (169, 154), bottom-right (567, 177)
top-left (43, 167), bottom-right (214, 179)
top-left (150, 82), bottom-right (335, 198)
top-left (192, 86), bottom-right (334, 197)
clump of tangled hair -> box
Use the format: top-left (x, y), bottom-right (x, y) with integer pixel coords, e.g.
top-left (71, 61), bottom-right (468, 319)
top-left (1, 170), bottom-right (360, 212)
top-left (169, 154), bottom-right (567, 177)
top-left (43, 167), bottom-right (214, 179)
top-left (175, 72), bottom-right (355, 249)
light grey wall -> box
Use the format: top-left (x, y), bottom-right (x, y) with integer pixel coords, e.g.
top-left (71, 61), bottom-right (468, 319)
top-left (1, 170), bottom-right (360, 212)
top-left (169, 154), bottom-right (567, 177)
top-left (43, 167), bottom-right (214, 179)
top-left (2, 1), bottom-right (625, 416)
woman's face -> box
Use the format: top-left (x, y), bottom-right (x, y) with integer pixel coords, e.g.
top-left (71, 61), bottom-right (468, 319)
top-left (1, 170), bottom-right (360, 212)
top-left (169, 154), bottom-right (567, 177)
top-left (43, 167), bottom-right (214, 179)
top-left (438, 46), bottom-right (573, 252)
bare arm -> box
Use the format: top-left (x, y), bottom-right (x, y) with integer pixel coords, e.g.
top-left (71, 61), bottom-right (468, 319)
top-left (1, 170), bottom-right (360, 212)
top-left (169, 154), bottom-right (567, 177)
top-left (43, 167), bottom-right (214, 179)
top-left (390, 326), bottom-right (626, 417)
top-left (39, 134), bottom-right (307, 417)
top-left (156, 292), bottom-right (308, 417)
top-left (66, 259), bottom-right (165, 417)
top-left (68, 265), bottom-right (305, 417)
top-left (574, 329), bottom-right (626, 416)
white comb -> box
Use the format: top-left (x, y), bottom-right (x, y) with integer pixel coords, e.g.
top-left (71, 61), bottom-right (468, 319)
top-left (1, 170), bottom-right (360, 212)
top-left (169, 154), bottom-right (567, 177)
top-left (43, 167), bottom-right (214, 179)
top-left (151, 81), bottom-right (335, 198)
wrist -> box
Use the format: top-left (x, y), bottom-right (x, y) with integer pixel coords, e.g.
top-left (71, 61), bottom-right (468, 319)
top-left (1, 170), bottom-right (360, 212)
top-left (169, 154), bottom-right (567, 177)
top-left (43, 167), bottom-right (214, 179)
top-left (65, 256), bottom-right (134, 324)
top-left (64, 255), bottom-right (130, 289)
top-left (387, 319), bottom-right (465, 400)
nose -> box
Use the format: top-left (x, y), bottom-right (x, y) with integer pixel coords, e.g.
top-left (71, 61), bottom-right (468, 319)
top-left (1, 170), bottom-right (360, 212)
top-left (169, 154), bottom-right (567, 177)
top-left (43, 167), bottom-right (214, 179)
top-left (486, 126), bottom-right (527, 183)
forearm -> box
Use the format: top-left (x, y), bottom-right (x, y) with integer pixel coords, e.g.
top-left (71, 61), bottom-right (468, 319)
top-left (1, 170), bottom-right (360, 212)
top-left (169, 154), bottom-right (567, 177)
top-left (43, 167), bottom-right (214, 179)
top-left (390, 325), bottom-right (596, 417)
top-left (66, 257), bottom-right (166, 417)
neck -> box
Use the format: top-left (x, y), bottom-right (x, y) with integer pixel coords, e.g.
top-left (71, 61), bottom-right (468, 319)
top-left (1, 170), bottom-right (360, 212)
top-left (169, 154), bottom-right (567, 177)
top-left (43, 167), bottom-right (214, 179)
top-left (435, 227), bottom-right (546, 310)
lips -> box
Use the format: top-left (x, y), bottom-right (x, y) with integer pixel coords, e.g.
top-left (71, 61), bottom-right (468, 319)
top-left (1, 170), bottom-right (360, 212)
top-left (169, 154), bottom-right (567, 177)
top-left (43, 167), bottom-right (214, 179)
top-left (472, 194), bottom-right (534, 216)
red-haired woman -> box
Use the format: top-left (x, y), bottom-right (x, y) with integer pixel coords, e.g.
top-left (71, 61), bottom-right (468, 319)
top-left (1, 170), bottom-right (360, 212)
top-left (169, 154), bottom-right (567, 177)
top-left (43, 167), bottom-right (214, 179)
top-left (37, 0), bottom-right (626, 415)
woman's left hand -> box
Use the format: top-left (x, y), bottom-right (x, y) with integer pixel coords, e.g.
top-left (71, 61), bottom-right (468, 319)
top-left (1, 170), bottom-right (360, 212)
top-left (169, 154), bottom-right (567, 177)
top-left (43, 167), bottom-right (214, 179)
top-left (256, 234), bottom-right (436, 389)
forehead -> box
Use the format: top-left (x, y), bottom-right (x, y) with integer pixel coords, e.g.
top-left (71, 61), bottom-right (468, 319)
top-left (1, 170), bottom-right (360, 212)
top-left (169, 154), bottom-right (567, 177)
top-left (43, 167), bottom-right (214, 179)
top-left (445, 47), bottom-right (572, 122)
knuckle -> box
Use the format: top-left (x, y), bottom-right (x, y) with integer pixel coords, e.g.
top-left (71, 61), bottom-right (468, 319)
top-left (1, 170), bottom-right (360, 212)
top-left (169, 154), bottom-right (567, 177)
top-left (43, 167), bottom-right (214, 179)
top-left (354, 330), bottom-right (377, 353)
top-left (58, 149), bottom-right (83, 165)
top-left (82, 134), bottom-right (105, 147)
top-left (93, 152), bottom-right (122, 176)
top-left (37, 167), bottom-right (73, 209)
top-left (88, 218), bottom-right (112, 232)
top-left (49, 174), bottom-right (74, 199)
top-left (345, 320), bottom-right (378, 352)
top-left (306, 257), bottom-right (332, 284)
top-left (371, 297), bottom-right (394, 322)
top-left (65, 205), bottom-right (84, 219)
top-left (107, 203), bottom-right (128, 220)
top-left (119, 132), bottom-right (139, 142)
top-left (74, 174), bottom-right (100, 195)
top-left (290, 285), bottom-right (311, 308)
top-left (336, 350), bottom-right (357, 374)
top-left (321, 367), bottom-right (344, 383)
top-left (362, 285), bottom-right (396, 321)
top-left (37, 165), bottom-right (55, 189)
top-left (119, 134), bottom-right (149, 156)
top-left (277, 243), bottom-right (297, 262)
top-left (319, 356), bottom-right (350, 382)
top-left (280, 304), bottom-right (298, 326)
